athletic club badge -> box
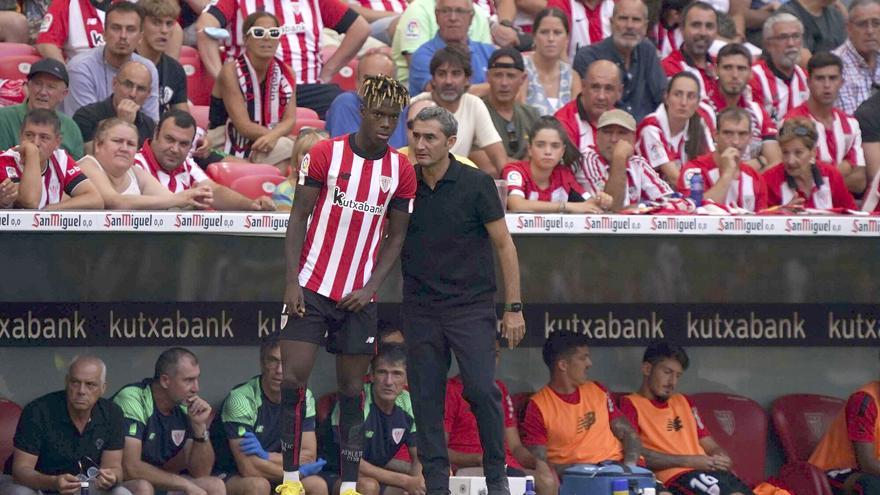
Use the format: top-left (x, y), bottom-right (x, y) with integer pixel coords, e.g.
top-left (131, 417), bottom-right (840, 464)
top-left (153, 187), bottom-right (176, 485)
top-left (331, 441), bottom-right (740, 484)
top-left (172, 429), bottom-right (186, 446)
top-left (380, 176), bottom-right (392, 193)
top-left (391, 428), bottom-right (405, 444)
top-left (713, 410), bottom-right (735, 436)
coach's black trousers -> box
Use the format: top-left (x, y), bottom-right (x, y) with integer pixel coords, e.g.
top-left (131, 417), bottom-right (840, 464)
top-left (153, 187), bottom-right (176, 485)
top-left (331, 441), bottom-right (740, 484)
top-left (402, 301), bottom-right (509, 495)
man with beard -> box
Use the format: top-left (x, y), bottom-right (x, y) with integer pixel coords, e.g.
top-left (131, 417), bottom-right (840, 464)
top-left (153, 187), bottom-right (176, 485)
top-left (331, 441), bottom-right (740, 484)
top-left (709, 43), bottom-right (782, 170)
top-left (750, 13), bottom-right (809, 126)
top-left (619, 342), bottom-right (751, 495)
top-left (571, 0), bottom-right (666, 121)
top-left (785, 52), bottom-right (868, 194)
top-left (482, 48), bottom-right (538, 162)
top-left (661, 2), bottom-right (719, 106)
top-left (410, 45), bottom-right (507, 176)
top-left (834, 0), bottom-right (880, 114)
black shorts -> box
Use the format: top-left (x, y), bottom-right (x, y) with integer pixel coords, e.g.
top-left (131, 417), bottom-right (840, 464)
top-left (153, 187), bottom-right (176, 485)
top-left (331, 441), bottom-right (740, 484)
top-left (281, 287), bottom-right (377, 355)
top-left (665, 470), bottom-right (752, 495)
top-left (827, 468), bottom-right (880, 495)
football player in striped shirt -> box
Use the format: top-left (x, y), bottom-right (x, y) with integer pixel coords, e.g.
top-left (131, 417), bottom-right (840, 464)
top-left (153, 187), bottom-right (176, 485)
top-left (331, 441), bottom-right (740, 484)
top-left (279, 75), bottom-right (416, 495)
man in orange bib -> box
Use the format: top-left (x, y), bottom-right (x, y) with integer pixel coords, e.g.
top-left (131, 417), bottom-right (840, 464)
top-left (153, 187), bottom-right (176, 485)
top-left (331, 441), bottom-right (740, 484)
top-left (619, 342), bottom-right (752, 495)
top-left (520, 332), bottom-right (641, 475)
top-left (809, 379), bottom-right (880, 494)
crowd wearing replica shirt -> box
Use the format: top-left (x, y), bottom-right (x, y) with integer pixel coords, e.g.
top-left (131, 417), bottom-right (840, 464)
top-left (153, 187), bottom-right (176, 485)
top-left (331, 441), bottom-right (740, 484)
top-left (2, 0), bottom-right (880, 215)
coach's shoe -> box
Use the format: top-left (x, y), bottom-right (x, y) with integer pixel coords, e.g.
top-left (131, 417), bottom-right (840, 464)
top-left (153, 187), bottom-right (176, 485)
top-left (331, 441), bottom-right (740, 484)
top-left (276, 480), bottom-right (305, 495)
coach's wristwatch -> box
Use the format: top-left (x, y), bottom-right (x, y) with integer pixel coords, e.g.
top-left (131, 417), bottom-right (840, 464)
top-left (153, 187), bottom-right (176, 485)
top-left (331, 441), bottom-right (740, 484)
top-left (192, 430), bottom-right (209, 443)
top-left (503, 302), bottom-right (523, 313)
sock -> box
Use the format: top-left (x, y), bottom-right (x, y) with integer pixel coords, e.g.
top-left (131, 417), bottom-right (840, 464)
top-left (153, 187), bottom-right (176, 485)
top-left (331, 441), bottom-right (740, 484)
top-left (283, 470), bottom-right (301, 483)
top-left (281, 385), bottom-right (307, 473)
top-left (340, 482), bottom-right (358, 493)
top-left (337, 393), bottom-right (364, 486)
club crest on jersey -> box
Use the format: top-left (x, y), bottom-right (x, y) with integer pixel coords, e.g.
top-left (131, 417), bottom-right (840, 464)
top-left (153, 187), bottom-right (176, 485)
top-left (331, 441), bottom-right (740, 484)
top-left (392, 428), bottom-right (405, 444)
top-left (380, 175), bottom-right (392, 193)
top-left (171, 429), bottom-right (186, 446)
top-left (39, 14), bottom-right (53, 33)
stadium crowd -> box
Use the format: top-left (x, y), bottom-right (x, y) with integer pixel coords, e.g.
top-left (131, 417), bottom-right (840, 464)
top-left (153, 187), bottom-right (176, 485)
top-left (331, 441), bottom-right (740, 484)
top-left (0, 336), bottom-right (878, 495)
top-left (0, 0), bottom-right (876, 214)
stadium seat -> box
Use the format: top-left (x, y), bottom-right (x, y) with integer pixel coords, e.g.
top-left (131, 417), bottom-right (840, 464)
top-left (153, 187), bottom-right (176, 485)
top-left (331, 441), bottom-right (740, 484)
top-left (182, 56), bottom-right (214, 106)
top-left (0, 55), bottom-right (40, 80)
top-left (0, 398), bottom-right (22, 466)
top-left (297, 107), bottom-right (320, 120)
top-left (319, 46), bottom-right (359, 92)
top-left (771, 394), bottom-right (845, 462)
top-left (190, 105), bottom-right (209, 131)
top-left (180, 45), bottom-right (199, 60)
top-left (776, 461), bottom-right (833, 495)
top-left (317, 392), bottom-right (337, 425)
top-left (689, 392), bottom-right (767, 487)
top-left (294, 118), bottom-right (326, 135)
top-left (0, 42), bottom-right (38, 57)
top-left (229, 174), bottom-right (285, 199)
top-left (206, 162), bottom-right (283, 186)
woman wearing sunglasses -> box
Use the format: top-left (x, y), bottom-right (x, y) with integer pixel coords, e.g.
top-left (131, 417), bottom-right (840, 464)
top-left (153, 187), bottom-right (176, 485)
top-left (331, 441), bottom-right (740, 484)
top-left (218, 11), bottom-right (298, 172)
top-left (762, 117), bottom-right (856, 210)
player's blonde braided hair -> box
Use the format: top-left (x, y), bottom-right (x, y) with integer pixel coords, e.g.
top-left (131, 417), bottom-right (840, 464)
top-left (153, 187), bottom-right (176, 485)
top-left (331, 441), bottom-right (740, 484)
top-left (361, 74), bottom-right (409, 111)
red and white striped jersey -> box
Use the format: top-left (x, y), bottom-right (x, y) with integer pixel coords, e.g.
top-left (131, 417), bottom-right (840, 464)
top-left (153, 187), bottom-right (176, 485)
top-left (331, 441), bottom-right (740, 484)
top-left (784, 104), bottom-right (865, 168)
top-left (678, 153), bottom-right (769, 211)
top-left (750, 59), bottom-right (809, 125)
top-left (134, 140), bottom-right (210, 193)
top-left (661, 49), bottom-right (719, 105)
top-left (636, 103), bottom-right (716, 170)
top-left (554, 99), bottom-right (598, 154)
top-left (762, 161), bottom-right (855, 209)
top-left (501, 161), bottom-right (588, 201)
top-left (705, 94), bottom-right (778, 161)
top-left (36, 0), bottom-right (106, 60)
top-left (356, 0), bottom-right (408, 14)
top-left (208, 0), bottom-right (350, 85)
top-left (578, 146), bottom-right (673, 206)
top-left (547, 0), bottom-right (614, 57)
top-left (652, 23), bottom-right (682, 59)
top-left (0, 148), bottom-right (87, 209)
top-left (297, 135), bottom-right (417, 302)
top-left (472, 0), bottom-right (497, 18)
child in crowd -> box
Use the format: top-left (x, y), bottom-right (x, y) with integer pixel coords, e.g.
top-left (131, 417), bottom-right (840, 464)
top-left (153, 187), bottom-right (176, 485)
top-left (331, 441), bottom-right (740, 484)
top-left (272, 127), bottom-right (329, 211)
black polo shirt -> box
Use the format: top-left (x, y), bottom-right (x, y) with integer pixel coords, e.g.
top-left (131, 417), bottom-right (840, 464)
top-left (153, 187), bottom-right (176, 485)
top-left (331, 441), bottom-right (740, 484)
top-left (9, 390), bottom-right (125, 476)
top-left (72, 95), bottom-right (156, 147)
top-left (154, 53), bottom-right (188, 115)
top-left (401, 156), bottom-right (505, 308)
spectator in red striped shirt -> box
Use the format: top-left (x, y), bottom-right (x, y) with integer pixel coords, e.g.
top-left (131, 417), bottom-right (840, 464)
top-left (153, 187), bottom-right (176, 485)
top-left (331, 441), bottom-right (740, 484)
top-left (579, 109), bottom-right (673, 211)
top-left (660, 2), bottom-right (719, 105)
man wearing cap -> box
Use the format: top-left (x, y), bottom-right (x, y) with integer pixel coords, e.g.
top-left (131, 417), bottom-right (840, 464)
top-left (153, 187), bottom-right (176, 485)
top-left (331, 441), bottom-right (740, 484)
top-left (578, 109), bottom-right (673, 211)
top-left (483, 48), bottom-right (539, 162)
top-left (0, 59), bottom-right (84, 160)
top-left (408, 0), bottom-right (497, 96)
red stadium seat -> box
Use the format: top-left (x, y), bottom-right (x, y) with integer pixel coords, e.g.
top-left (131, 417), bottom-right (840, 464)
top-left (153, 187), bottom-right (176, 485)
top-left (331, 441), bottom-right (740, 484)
top-left (0, 55), bottom-right (41, 80)
top-left (776, 461), bottom-right (833, 495)
top-left (297, 107), bottom-right (320, 120)
top-left (320, 45), bottom-right (359, 92)
top-left (771, 394), bottom-right (845, 462)
top-left (180, 45), bottom-right (199, 60)
top-left (689, 392), bottom-right (767, 487)
top-left (190, 105), bottom-right (209, 131)
top-left (229, 174), bottom-right (285, 199)
top-left (294, 118), bottom-right (326, 135)
top-left (206, 162), bottom-right (283, 186)
top-left (182, 56), bottom-right (214, 106)
top-left (317, 392), bottom-right (337, 425)
top-left (0, 398), bottom-right (22, 466)
top-left (0, 42), bottom-right (38, 57)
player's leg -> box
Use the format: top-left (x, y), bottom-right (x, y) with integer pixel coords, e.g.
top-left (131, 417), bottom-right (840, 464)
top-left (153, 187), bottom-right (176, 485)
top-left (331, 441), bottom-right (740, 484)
top-left (401, 308), bottom-right (452, 495)
top-left (333, 302), bottom-right (379, 495)
top-left (446, 305), bottom-right (507, 495)
top-left (302, 474), bottom-right (330, 495)
top-left (665, 470), bottom-right (748, 495)
top-left (828, 469), bottom-right (880, 495)
top-left (121, 479), bottom-right (154, 495)
top-left (190, 476), bottom-right (226, 495)
top-left (333, 476), bottom-right (380, 495)
top-left (225, 475), bottom-right (272, 495)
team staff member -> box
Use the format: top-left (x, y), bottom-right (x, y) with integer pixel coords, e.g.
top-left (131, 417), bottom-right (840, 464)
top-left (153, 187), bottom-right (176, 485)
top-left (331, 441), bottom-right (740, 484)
top-left (809, 376), bottom-right (880, 493)
top-left (620, 342), bottom-right (751, 495)
top-left (323, 344), bottom-right (425, 495)
top-left (214, 335), bottom-right (326, 495)
top-left (401, 105), bottom-right (525, 495)
top-left (279, 75), bottom-right (415, 495)
top-left (0, 357), bottom-right (140, 495)
top-left (113, 348), bottom-right (225, 495)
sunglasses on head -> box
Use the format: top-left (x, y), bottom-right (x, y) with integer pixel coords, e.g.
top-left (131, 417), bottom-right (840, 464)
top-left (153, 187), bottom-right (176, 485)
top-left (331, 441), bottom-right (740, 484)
top-left (247, 26), bottom-right (282, 39)
top-left (783, 125), bottom-right (813, 138)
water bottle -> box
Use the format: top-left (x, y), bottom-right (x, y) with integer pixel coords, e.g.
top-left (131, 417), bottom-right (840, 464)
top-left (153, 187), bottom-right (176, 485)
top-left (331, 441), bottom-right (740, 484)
top-left (79, 481), bottom-right (90, 495)
top-left (689, 173), bottom-right (704, 207)
top-left (611, 478), bottom-right (628, 495)
top-left (523, 476), bottom-right (536, 495)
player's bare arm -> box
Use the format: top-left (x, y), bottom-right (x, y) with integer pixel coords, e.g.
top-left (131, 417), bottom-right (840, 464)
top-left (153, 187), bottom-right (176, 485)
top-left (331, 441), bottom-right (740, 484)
top-left (854, 441), bottom-right (880, 475)
top-left (283, 184), bottom-right (321, 317)
top-left (611, 416), bottom-right (642, 467)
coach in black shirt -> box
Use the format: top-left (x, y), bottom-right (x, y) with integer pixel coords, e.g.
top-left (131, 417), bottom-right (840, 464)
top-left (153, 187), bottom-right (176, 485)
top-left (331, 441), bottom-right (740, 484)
top-left (1, 356), bottom-right (132, 495)
top-left (400, 106), bottom-right (525, 495)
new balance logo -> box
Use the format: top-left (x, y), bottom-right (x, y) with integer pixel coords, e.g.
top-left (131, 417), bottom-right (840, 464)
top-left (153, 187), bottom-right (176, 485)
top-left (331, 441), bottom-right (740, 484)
top-left (667, 416), bottom-right (684, 432)
top-left (576, 412), bottom-right (596, 433)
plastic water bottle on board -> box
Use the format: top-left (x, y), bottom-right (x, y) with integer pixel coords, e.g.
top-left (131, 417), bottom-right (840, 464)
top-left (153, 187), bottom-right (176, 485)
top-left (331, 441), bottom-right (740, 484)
top-left (689, 173), bottom-right (704, 207)
top-left (523, 476), bottom-right (536, 495)
top-left (611, 478), bottom-right (628, 495)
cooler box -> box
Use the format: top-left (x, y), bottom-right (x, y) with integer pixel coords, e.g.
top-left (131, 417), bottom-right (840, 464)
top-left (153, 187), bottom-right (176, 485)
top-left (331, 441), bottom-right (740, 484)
top-left (560, 463), bottom-right (656, 495)
top-left (449, 476), bottom-right (527, 495)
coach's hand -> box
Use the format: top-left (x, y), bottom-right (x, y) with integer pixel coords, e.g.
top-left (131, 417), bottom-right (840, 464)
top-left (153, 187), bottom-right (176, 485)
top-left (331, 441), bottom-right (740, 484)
top-left (337, 288), bottom-right (372, 312)
top-left (284, 283), bottom-right (306, 318)
top-left (501, 311), bottom-right (525, 349)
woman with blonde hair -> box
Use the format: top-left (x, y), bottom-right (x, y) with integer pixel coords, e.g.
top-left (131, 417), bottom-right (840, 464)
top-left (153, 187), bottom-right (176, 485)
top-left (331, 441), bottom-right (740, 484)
top-left (273, 127), bottom-right (330, 211)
